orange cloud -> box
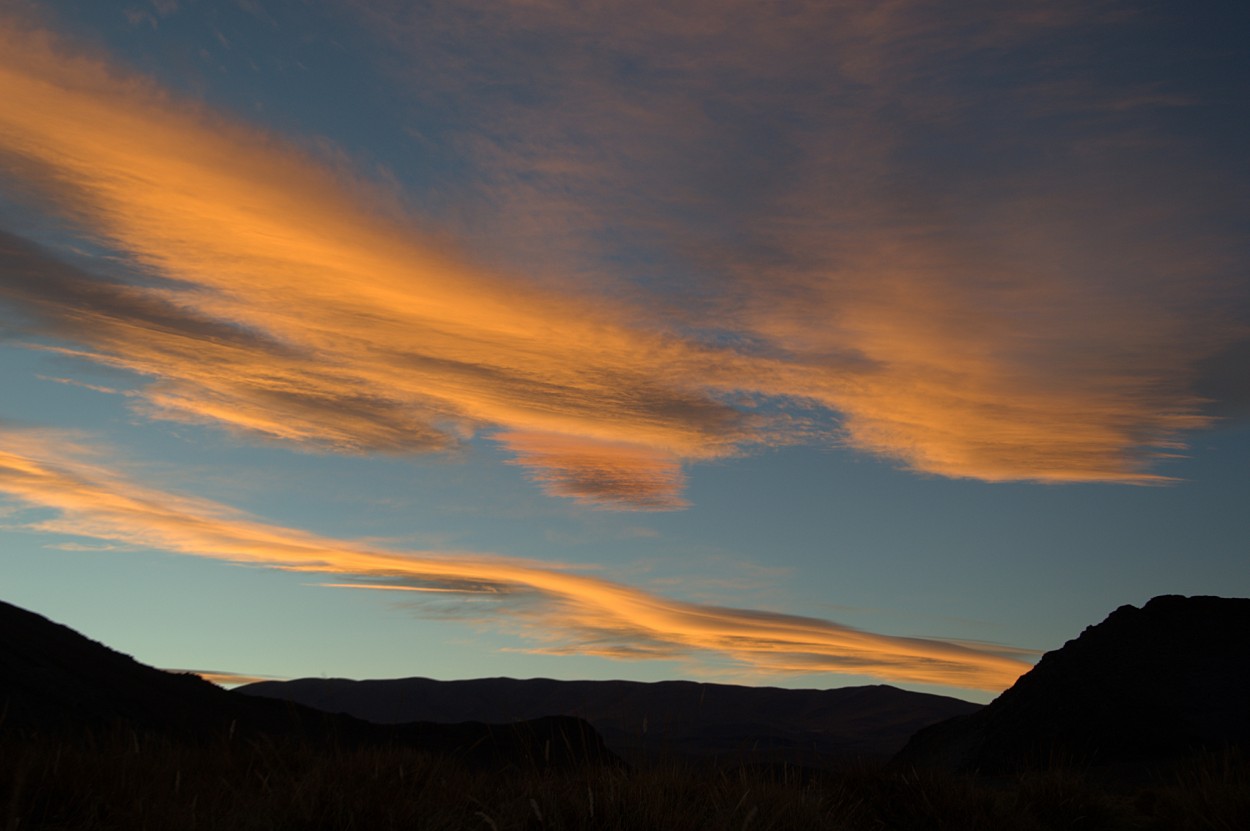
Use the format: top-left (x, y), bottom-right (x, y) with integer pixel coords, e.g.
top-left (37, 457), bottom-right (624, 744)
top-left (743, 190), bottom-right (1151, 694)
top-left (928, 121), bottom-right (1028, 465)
top-left (0, 18), bottom-right (766, 508)
top-left (0, 428), bottom-right (1031, 691)
top-left (497, 431), bottom-right (690, 510)
top-left (1, 6), bottom-right (1245, 509)
top-left (352, 0), bottom-right (1246, 484)
top-left (165, 669), bottom-right (279, 687)
top-left (741, 250), bottom-right (1221, 483)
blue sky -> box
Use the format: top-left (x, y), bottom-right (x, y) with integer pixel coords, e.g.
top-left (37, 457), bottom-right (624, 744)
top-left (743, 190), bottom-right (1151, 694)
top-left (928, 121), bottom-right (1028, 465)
top-left (0, 0), bottom-right (1247, 702)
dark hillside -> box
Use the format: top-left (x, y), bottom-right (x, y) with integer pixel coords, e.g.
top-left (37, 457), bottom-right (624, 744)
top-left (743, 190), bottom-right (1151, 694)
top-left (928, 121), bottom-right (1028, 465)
top-left (894, 595), bottom-right (1250, 777)
top-left (0, 598), bottom-right (247, 736)
top-left (0, 599), bottom-right (617, 770)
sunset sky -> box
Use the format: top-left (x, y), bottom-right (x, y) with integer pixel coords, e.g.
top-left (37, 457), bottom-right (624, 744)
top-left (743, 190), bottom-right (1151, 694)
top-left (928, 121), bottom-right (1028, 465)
top-left (1, 0), bottom-right (1246, 702)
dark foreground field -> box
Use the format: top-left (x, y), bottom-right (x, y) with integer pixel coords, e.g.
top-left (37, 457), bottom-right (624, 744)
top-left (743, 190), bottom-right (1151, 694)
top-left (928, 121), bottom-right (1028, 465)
top-left (3, 729), bottom-right (1246, 831)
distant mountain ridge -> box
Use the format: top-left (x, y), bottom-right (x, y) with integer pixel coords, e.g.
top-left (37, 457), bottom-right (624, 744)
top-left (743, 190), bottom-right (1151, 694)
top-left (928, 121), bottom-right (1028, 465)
top-left (893, 595), bottom-right (1250, 776)
top-left (0, 599), bottom-right (617, 770)
top-left (238, 674), bottom-right (981, 765)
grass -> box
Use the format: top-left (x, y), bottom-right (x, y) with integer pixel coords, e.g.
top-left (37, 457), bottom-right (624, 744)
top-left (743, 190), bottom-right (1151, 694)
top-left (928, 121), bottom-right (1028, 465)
top-left (2, 729), bottom-right (1246, 830)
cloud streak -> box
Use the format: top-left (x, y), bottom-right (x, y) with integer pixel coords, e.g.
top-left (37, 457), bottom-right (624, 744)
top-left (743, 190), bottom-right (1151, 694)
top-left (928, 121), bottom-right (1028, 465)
top-left (165, 669), bottom-right (279, 688)
top-left (497, 431), bottom-right (690, 511)
top-left (0, 428), bottom-right (1031, 691)
top-left (1, 5), bottom-right (1247, 510)
top-left (0, 18), bottom-right (765, 508)
top-left (354, 0), bottom-right (1249, 481)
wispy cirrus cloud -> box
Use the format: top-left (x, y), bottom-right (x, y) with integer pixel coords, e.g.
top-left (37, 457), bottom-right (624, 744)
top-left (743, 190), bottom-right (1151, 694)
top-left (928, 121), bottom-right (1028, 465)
top-left (1, 4), bottom-right (1247, 511)
top-left (0, 17), bottom-right (769, 508)
top-left (496, 431), bottom-right (691, 511)
top-left (0, 427), bottom-right (1032, 691)
top-left (354, 0), bottom-right (1250, 481)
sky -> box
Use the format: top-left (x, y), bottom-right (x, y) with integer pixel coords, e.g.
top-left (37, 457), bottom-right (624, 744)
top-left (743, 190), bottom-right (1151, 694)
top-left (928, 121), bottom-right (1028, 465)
top-left (0, 0), bottom-right (1247, 703)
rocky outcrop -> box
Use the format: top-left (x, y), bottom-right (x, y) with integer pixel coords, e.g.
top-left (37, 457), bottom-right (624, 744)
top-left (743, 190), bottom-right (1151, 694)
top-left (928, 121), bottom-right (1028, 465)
top-left (893, 595), bottom-right (1250, 776)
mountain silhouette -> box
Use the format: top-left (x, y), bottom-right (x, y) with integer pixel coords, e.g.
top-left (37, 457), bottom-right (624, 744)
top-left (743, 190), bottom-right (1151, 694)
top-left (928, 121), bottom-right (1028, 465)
top-left (893, 595), bottom-right (1250, 776)
top-left (0, 599), bottom-right (617, 770)
top-left (238, 674), bottom-right (980, 766)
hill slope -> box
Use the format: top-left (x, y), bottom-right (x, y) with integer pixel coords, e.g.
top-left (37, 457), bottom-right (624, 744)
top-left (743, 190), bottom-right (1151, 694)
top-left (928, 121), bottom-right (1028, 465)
top-left (893, 595), bottom-right (1250, 776)
top-left (0, 599), bottom-right (616, 769)
top-left (0, 597), bottom-right (252, 736)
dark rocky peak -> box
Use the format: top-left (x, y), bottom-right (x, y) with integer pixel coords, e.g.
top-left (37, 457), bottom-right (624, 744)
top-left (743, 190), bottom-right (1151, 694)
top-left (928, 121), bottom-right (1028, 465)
top-left (893, 595), bottom-right (1250, 776)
